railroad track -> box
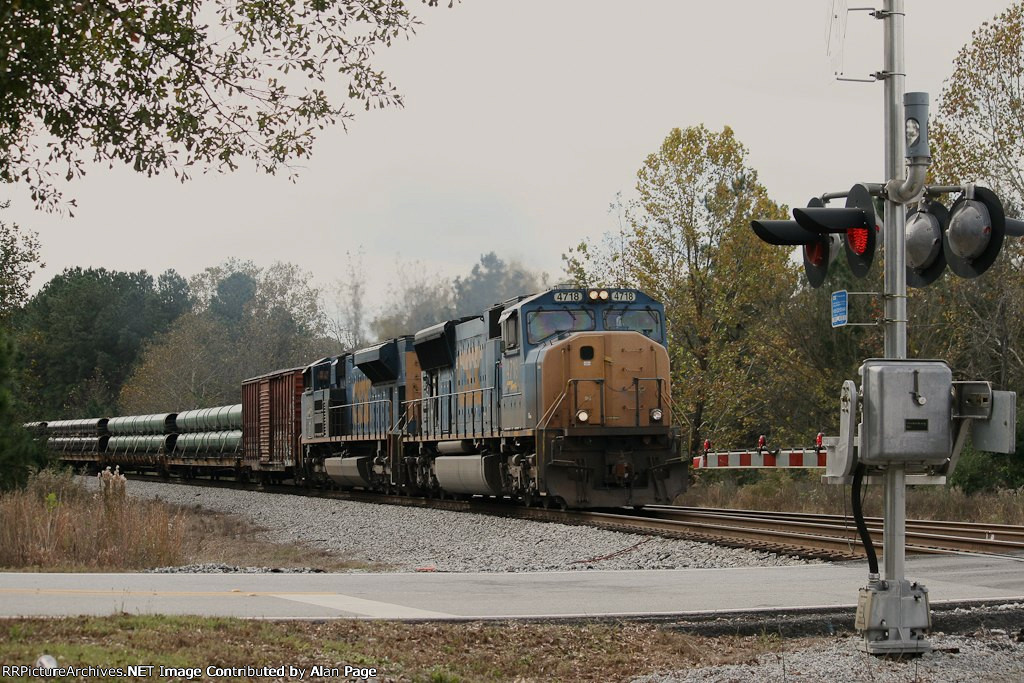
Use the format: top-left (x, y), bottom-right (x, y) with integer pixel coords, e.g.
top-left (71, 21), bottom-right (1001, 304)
top-left (118, 474), bottom-right (1024, 562)
top-left (617, 505), bottom-right (1024, 560)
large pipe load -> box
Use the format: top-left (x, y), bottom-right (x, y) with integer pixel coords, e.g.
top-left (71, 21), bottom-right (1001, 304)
top-left (45, 418), bottom-right (109, 436)
top-left (106, 434), bottom-right (177, 454)
top-left (175, 405), bottom-right (242, 432)
top-left (47, 436), bottom-right (109, 452)
top-left (173, 430), bottom-right (242, 455)
top-left (107, 414), bottom-right (178, 435)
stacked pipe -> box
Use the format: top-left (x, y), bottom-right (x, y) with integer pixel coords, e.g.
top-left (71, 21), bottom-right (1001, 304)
top-left (22, 421), bottom-right (48, 435)
top-left (106, 413), bottom-right (177, 454)
top-left (173, 404), bottom-right (242, 458)
top-left (45, 418), bottom-right (109, 453)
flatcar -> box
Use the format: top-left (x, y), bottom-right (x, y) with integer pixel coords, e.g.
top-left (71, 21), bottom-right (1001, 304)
top-left (41, 286), bottom-right (688, 508)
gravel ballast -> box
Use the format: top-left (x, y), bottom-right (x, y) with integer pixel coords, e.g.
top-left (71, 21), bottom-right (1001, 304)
top-left (89, 477), bottom-right (814, 573)
top-left (632, 632), bottom-right (1024, 682)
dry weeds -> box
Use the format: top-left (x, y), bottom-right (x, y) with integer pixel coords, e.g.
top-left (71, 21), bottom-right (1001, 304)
top-left (0, 615), bottom-right (795, 682)
top-left (0, 470), bottom-right (380, 572)
top-left (0, 468), bottom-right (185, 571)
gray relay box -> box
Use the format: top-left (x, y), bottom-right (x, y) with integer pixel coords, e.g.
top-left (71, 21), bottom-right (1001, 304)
top-left (858, 359), bottom-right (953, 466)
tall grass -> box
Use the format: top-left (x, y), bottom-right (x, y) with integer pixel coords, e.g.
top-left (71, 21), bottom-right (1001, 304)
top-left (685, 470), bottom-right (1024, 524)
top-left (0, 468), bottom-right (187, 570)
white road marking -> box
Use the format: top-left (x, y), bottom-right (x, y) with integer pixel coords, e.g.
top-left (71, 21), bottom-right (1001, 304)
top-left (270, 593), bottom-right (455, 618)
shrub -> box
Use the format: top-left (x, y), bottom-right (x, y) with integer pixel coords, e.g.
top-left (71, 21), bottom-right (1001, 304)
top-left (0, 468), bottom-right (186, 570)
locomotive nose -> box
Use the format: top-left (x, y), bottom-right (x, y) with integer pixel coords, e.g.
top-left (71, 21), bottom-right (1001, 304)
top-left (539, 331), bottom-right (669, 430)
top-left (534, 330), bottom-right (683, 507)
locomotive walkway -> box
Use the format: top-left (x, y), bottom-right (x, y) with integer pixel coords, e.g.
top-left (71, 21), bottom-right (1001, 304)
top-left (2, 554), bottom-right (1023, 620)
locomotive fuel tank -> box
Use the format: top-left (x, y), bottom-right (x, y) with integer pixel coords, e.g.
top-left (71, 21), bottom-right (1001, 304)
top-left (323, 456), bottom-right (374, 488)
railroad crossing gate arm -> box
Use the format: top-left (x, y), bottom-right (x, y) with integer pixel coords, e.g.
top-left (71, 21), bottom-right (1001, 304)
top-left (692, 448), bottom-right (827, 469)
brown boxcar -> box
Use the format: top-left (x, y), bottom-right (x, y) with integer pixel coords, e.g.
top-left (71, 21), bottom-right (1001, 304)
top-left (242, 367), bottom-right (304, 479)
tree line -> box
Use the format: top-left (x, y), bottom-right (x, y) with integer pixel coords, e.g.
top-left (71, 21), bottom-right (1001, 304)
top-left (3, 252), bottom-right (541, 419)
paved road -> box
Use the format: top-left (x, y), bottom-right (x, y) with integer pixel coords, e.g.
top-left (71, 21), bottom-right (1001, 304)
top-left (2, 555), bottom-right (1022, 620)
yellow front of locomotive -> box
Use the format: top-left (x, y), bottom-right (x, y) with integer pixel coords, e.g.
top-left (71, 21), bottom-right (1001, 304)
top-left (529, 289), bottom-right (688, 507)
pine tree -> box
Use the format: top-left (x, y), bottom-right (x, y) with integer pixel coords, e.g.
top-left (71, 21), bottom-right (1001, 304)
top-left (0, 326), bottom-right (47, 491)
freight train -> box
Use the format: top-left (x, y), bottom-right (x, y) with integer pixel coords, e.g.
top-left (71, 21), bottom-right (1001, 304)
top-left (37, 286), bottom-right (688, 508)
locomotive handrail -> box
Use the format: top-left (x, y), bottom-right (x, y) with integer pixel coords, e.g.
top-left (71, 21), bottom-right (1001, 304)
top-left (659, 384), bottom-right (686, 429)
top-left (327, 398), bottom-right (393, 440)
top-left (401, 386), bottom-right (498, 440)
top-left (567, 377), bottom-right (606, 426)
top-left (632, 377), bottom-right (665, 427)
top-left (390, 409), bottom-right (410, 436)
top-left (537, 387), bottom-right (568, 431)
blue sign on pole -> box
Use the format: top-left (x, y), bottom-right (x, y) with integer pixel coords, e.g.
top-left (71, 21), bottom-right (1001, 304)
top-left (831, 290), bottom-right (848, 328)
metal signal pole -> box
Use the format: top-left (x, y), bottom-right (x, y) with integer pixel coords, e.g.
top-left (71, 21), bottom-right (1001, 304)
top-left (881, 0), bottom-right (908, 588)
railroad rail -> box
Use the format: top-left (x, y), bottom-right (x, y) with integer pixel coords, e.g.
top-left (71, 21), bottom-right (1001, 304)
top-left (620, 505), bottom-right (1024, 559)
top-left (116, 474), bottom-right (1024, 562)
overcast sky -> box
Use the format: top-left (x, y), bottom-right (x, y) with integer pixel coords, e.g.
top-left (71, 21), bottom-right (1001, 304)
top-left (4, 0), bottom-right (1015, 311)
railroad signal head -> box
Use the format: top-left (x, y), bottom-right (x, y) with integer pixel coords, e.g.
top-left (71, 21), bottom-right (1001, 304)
top-left (752, 197), bottom-right (837, 288)
top-left (944, 186), bottom-right (1007, 279)
top-left (906, 186), bottom-right (1024, 285)
top-left (906, 200), bottom-right (949, 288)
top-left (753, 184), bottom-right (878, 288)
top-left (793, 183), bottom-right (878, 279)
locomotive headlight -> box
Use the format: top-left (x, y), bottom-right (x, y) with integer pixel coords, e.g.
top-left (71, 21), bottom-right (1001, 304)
top-left (576, 409), bottom-right (590, 423)
top-left (588, 289), bottom-right (600, 301)
top-left (599, 289), bottom-right (609, 300)
top-left (650, 408), bottom-right (664, 422)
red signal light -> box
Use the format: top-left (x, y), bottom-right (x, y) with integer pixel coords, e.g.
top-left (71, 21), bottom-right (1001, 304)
top-left (847, 228), bottom-right (870, 255)
top-left (805, 241), bottom-right (827, 266)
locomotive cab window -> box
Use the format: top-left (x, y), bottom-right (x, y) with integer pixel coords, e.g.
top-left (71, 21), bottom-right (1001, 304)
top-left (526, 309), bottom-right (595, 344)
top-left (604, 308), bottom-right (663, 341)
top-left (502, 312), bottom-right (520, 353)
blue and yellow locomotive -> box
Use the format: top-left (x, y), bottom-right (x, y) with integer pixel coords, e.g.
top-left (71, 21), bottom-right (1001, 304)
top-left (301, 287), bottom-right (687, 508)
